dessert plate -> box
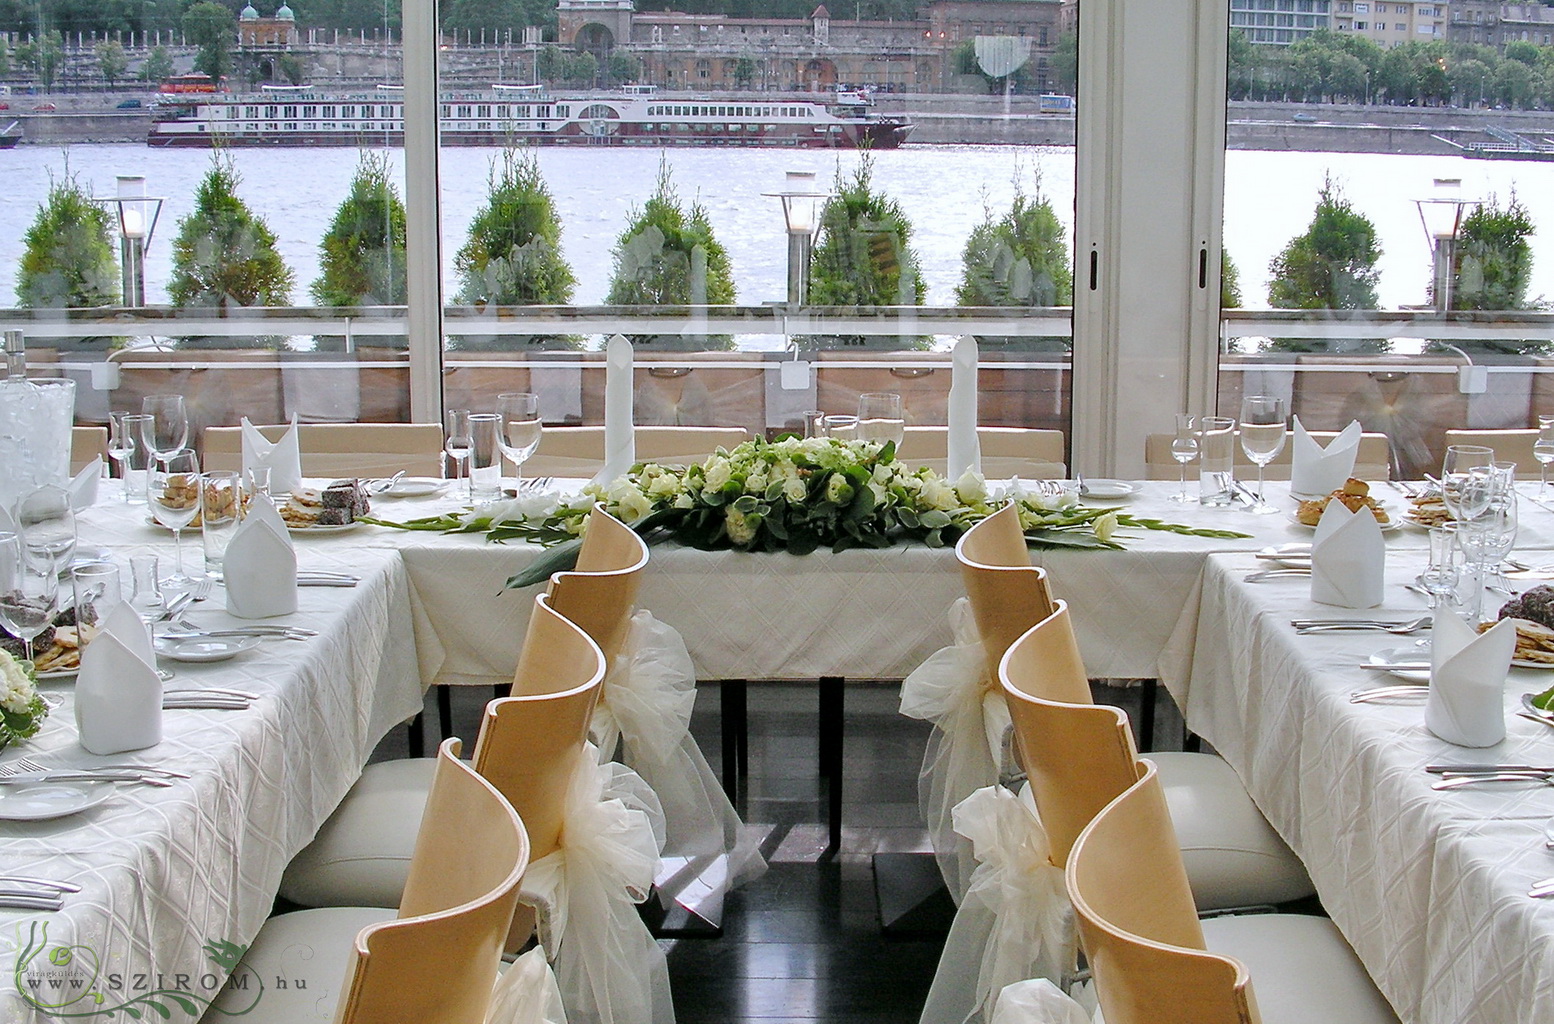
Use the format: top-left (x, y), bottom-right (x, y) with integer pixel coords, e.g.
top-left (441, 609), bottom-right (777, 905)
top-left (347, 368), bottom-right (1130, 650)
top-left (1078, 479), bottom-right (1139, 500)
top-left (0, 781), bottom-right (114, 820)
top-left (379, 477), bottom-right (444, 498)
top-left (154, 635), bottom-right (262, 663)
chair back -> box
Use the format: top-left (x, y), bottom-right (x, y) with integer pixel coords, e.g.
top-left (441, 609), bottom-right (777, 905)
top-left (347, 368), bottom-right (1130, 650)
top-left (955, 504), bottom-right (1054, 681)
top-left (527, 425), bottom-right (749, 477)
top-left (1143, 430), bottom-right (1392, 482)
top-left (538, 505), bottom-right (650, 673)
top-left (998, 599), bottom-right (1143, 866)
top-left (1444, 429), bottom-right (1537, 478)
top-left (334, 738), bottom-right (530, 1024)
top-left (71, 426), bottom-right (108, 474)
top-left (202, 423), bottom-right (445, 478)
top-left (1066, 762), bottom-right (1255, 1024)
top-left (898, 426), bottom-right (1067, 478)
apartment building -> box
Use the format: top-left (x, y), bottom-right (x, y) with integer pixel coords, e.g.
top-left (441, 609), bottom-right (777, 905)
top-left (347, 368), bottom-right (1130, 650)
top-left (1229, 0), bottom-right (1334, 45)
top-left (1331, 0), bottom-right (1447, 46)
top-left (1448, 1), bottom-right (1554, 48)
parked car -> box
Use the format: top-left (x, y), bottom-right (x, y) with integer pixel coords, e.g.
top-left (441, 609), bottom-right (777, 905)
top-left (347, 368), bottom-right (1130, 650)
top-left (116, 98), bottom-right (142, 109)
top-left (0, 102), bottom-right (9, 110)
top-left (32, 102), bottom-right (56, 111)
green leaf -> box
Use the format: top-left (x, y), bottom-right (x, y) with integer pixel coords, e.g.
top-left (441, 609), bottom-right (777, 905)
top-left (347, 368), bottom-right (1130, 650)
top-left (505, 539), bottom-right (583, 589)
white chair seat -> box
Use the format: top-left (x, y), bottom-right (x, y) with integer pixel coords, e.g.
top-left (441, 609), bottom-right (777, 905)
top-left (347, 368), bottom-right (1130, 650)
top-left (203, 907), bottom-right (394, 1023)
top-left (1201, 913), bottom-right (1400, 1024)
top-left (280, 759), bottom-right (435, 908)
top-left (1152, 751), bottom-right (1314, 908)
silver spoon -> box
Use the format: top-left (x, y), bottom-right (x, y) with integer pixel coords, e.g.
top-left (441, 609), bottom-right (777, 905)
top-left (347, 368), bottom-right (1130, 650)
top-left (1298, 616), bottom-right (1432, 635)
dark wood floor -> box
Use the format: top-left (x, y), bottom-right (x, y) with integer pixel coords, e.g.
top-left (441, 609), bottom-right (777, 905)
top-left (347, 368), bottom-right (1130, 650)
top-left (376, 679), bottom-right (1177, 1024)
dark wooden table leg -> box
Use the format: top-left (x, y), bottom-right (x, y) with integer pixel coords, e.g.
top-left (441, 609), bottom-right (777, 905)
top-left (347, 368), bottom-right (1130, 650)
top-left (721, 679), bottom-right (747, 800)
top-left (407, 712), bottom-right (425, 759)
top-left (1138, 679), bottom-right (1158, 753)
top-left (819, 676), bottom-right (845, 852)
top-left (436, 684), bottom-right (453, 741)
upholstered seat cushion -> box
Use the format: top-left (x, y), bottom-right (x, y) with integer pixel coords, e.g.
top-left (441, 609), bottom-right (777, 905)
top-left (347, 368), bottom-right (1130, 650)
top-left (1152, 751), bottom-right (1315, 908)
top-left (280, 759), bottom-right (435, 908)
top-left (202, 907), bottom-right (394, 1023)
top-left (1201, 912), bottom-right (1400, 1024)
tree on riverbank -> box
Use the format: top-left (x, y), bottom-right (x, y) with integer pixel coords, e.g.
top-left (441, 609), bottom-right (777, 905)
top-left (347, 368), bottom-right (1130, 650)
top-left (169, 157), bottom-right (294, 326)
top-left (17, 171), bottom-right (118, 309)
top-left (1454, 193), bottom-right (1536, 313)
top-left (183, 2), bottom-right (235, 81)
top-left (313, 151), bottom-right (407, 308)
top-left (16, 32), bottom-right (63, 88)
top-left (1267, 177), bottom-right (1382, 352)
top-left (956, 173), bottom-right (1071, 308)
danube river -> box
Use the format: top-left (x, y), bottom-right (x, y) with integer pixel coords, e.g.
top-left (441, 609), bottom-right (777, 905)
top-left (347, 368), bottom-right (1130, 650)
top-left (3, 143), bottom-right (1553, 314)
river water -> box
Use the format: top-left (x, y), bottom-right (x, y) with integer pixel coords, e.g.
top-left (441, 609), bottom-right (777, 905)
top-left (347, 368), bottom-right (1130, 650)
top-left (4, 143), bottom-right (1553, 316)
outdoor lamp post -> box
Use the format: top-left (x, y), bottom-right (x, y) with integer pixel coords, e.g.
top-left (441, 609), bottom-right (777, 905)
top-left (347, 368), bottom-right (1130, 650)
top-left (766, 171), bottom-right (829, 306)
top-left (105, 175), bottom-right (165, 307)
top-left (1415, 178), bottom-right (1480, 312)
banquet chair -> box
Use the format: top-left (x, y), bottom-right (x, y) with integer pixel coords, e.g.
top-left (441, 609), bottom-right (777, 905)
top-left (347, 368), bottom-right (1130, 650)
top-left (898, 425), bottom-right (1067, 478)
top-left (201, 422), bottom-right (445, 478)
top-left (1443, 429), bottom-right (1538, 477)
top-left (999, 600), bottom-right (1314, 908)
top-left (526, 424), bottom-right (750, 478)
top-left (207, 738), bottom-right (530, 1024)
top-left (1067, 761), bottom-right (1399, 1024)
top-left (1143, 430), bottom-right (1393, 482)
top-left (955, 503), bottom-right (1055, 683)
top-left (71, 426), bottom-right (107, 474)
top-left (540, 503), bottom-right (651, 676)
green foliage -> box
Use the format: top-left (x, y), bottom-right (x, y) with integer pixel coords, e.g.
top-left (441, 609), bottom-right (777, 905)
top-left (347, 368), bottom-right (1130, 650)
top-left (0, 37), bottom-right (10, 77)
top-left (455, 148), bottom-right (574, 306)
top-left (1266, 178), bottom-right (1383, 352)
top-left (1050, 30), bottom-right (1077, 94)
top-left (183, 1), bottom-right (235, 81)
top-left (950, 38), bottom-right (1034, 94)
top-left (610, 50), bottom-right (643, 85)
top-left (140, 45), bottom-right (174, 84)
top-left (606, 160), bottom-right (736, 351)
top-left (956, 174), bottom-right (1071, 309)
top-left (1454, 193), bottom-right (1535, 312)
top-left (169, 156), bottom-right (295, 320)
top-left (312, 151), bottom-right (407, 308)
top-left (17, 32), bottom-right (63, 87)
top-left (95, 39), bottom-right (127, 86)
top-left (438, 0), bottom-right (554, 36)
top-left (732, 56), bottom-right (755, 88)
top-left (17, 170), bottom-right (119, 309)
top-left (1503, 40), bottom-right (1542, 67)
top-left (1222, 250), bottom-right (1242, 310)
top-left (537, 45), bottom-right (565, 81)
top-left (564, 50), bottom-right (598, 85)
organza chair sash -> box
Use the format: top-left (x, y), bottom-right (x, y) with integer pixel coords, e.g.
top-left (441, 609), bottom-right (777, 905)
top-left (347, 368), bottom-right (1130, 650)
top-left (990, 979), bottom-right (1100, 1024)
top-left (486, 948), bottom-right (569, 1024)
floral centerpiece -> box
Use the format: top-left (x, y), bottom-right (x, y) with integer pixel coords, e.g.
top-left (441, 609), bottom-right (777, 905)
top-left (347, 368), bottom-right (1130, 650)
top-left (371, 437), bottom-right (1248, 588)
top-left (0, 649), bottom-right (50, 750)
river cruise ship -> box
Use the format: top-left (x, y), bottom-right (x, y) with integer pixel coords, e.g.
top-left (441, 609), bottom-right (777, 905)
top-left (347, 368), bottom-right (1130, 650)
top-left (147, 83), bottom-right (912, 149)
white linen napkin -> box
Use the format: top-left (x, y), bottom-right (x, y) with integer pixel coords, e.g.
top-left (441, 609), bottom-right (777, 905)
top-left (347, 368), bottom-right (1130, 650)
top-left (1290, 416), bottom-right (1362, 497)
top-left (947, 335), bottom-right (982, 480)
top-left (75, 603), bottom-right (162, 755)
top-left (1426, 612), bottom-right (1516, 748)
top-left (223, 494), bottom-right (297, 619)
top-left (1310, 499), bottom-right (1385, 608)
top-left (594, 335), bottom-right (635, 486)
top-left (67, 457), bottom-right (101, 510)
top-left (241, 416), bottom-right (302, 496)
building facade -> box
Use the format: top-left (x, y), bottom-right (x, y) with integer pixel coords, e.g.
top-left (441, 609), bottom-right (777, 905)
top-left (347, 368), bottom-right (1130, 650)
top-left (1229, 0), bottom-right (1333, 45)
top-left (1330, 1), bottom-right (1446, 46)
top-left (1447, 1), bottom-right (1554, 48)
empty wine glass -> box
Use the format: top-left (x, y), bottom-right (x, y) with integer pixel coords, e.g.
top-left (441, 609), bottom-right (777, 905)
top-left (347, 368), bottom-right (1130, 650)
top-left (1441, 445), bottom-right (1495, 524)
top-left (445, 409), bottom-right (474, 500)
top-left (14, 485), bottom-right (76, 573)
top-left (0, 533), bottom-right (58, 664)
top-left (109, 412), bottom-right (146, 503)
top-left (496, 392), bottom-right (543, 492)
top-left (1169, 413), bottom-right (1199, 503)
top-left (856, 393), bottom-right (905, 448)
top-left (141, 394), bottom-right (189, 462)
top-left (1238, 395), bottom-right (1287, 514)
top-left (148, 449), bottom-right (202, 587)
top-left (1535, 416), bottom-right (1554, 500)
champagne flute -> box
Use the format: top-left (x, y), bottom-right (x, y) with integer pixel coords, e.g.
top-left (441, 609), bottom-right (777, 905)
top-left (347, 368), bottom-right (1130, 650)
top-left (445, 409), bottom-right (474, 501)
top-left (0, 533), bottom-right (58, 664)
top-left (148, 450), bottom-right (202, 588)
top-left (141, 394), bottom-right (189, 462)
top-left (1169, 413), bottom-right (1199, 503)
top-left (1441, 445), bottom-right (1494, 524)
top-left (1237, 396), bottom-right (1287, 514)
top-left (1535, 415), bottom-right (1554, 500)
top-left (115, 413), bottom-right (155, 505)
top-left (14, 485), bottom-right (76, 574)
top-left (856, 392), bottom-right (905, 448)
top-left (495, 392), bottom-right (543, 493)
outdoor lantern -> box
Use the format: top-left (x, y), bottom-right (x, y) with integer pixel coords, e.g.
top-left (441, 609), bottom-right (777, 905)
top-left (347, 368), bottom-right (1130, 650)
top-left (104, 175), bottom-right (165, 308)
top-left (766, 171), bottom-right (830, 306)
top-left (1414, 178), bottom-right (1480, 313)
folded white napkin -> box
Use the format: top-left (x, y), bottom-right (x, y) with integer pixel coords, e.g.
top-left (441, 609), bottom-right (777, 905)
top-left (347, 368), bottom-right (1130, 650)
top-left (947, 336), bottom-right (982, 480)
top-left (990, 979), bottom-right (1095, 1024)
top-left (241, 416), bottom-right (302, 496)
top-left (75, 603), bottom-right (162, 755)
top-left (594, 335), bottom-right (635, 486)
top-left (1290, 416), bottom-right (1362, 497)
top-left (1310, 499), bottom-right (1385, 608)
top-left (223, 494), bottom-right (297, 619)
top-left (67, 457), bottom-right (101, 510)
top-left (1426, 613), bottom-right (1516, 747)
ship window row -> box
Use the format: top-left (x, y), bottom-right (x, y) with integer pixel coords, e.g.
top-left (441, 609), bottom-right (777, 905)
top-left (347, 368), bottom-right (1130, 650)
top-left (647, 105), bottom-right (812, 118)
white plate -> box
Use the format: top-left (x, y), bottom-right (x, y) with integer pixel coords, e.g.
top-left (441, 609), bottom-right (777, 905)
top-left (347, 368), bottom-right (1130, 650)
top-left (379, 477), bottom-right (445, 498)
top-left (1078, 479), bottom-right (1140, 500)
top-left (1285, 510), bottom-right (1401, 533)
top-left (1257, 543), bottom-right (1313, 568)
top-left (1368, 648), bottom-right (1431, 684)
top-left (287, 521), bottom-right (365, 534)
top-left (153, 635), bottom-right (262, 663)
top-left (36, 669), bottom-right (77, 681)
top-left (0, 781), bottom-right (115, 820)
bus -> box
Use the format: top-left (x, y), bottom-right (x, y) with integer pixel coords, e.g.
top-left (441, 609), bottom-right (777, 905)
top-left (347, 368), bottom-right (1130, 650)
top-left (1037, 93), bottom-right (1075, 114)
top-left (159, 73), bottom-right (227, 95)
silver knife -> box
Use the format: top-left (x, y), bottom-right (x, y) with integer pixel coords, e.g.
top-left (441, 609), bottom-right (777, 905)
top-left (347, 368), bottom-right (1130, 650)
top-left (0, 896), bottom-right (64, 912)
top-left (1427, 764), bottom-right (1554, 774)
top-left (0, 877), bottom-right (81, 892)
top-left (0, 770), bottom-right (171, 787)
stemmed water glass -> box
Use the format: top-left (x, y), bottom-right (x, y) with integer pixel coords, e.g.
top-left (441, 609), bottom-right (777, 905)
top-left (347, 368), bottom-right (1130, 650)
top-left (0, 533), bottom-right (58, 664)
top-left (141, 394), bottom-right (189, 463)
top-left (1238, 396), bottom-right (1287, 514)
top-left (14, 485), bottom-right (76, 574)
top-left (1169, 413), bottom-right (1199, 503)
top-left (1535, 416), bottom-right (1554, 501)
top-left (109, 412), bottom-right (147, 503)
top-left (1441, 445), bottom-right (1495, 525)
top-left (857, 392), bottom-right (905, 447)
top-left (496, 392), bottom-right (543, 493)
top-left (445, 409), bottom-right (474, 501)
top-left (148, 450), bottom-right (202, 588)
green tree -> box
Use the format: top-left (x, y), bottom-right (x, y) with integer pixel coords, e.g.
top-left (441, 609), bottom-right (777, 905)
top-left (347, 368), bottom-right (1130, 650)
top-left (278, 53), bottom-right (306, 85)
top-left (17, 32), bottom-right (63, 87)
top-left (610, 50), bottom-right (642, 85)
top-left (312, 151), bottom-right (407, 308)
top-left (955, 176), bottom-right (1071, 308)
top-left (1450, 58), bottom-right (1492, 106)
top-left (0, 36), bottom-right (10, 77)
top-left (563, 50), bottom-right (598, 85)
top-left (537, 45), bottom-right (565, 82)
top-left (140, 45), bottom-right (174, 84)
top-left (733, 55), bottom-right (755, 89)
top-left (1222, 250), bottom-right (1243, 310)
top-left (1266, 178), bottom-right (1382, 351)
top-left (1494, 58), bottom-right (1537, 109)
top-left (606, 159), bottom-right (737, 351)
top-left (1453, 194), bottom-right (1535, 312)
top-left (952, 37), bottom-right (1033, 94)
top-left (96, 39), bottom-right (128, 87)
top-left (17, 170), bottom-right (119, 309)
top-left (1050, 30), bottom-right (1076, 95)
top-left (1503, 39), bottom-right (1542, 67)
top-left (169, 157), bottom-right (294, 323)
top-left (183, 1), bottom-right (236, 81)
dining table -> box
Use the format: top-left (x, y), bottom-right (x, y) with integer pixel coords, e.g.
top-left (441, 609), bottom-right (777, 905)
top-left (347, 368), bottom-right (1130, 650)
top-left (2, 474), bottom-right (1551, 1023)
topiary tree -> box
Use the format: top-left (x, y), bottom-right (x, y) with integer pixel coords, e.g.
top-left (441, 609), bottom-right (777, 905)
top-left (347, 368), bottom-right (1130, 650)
top-left (1266, 177), bottom-right (1382, 352)
top-left (807, 156), bottom-right (926, 349)
top-left (451, 148), bottom-right (577, 350)
top-left (17, 170), bottom-right (119, 311)
top-left (1454, 193), bottom-right (1534, 312)
top-left (606, 159), bottom-right (736, 352)
top-left (955, 173), bottom-right (1071, 352)
top-left (312, 151), bottom-right (407, 309)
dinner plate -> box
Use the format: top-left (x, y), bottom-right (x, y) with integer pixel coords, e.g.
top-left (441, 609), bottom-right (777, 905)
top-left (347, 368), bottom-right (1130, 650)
top-left (1078, 479), bottom-right (1139, 500)
top-left (286, 521), bottom-right (365, 534)
top-left (153, 635), bottom-right (262, 663)
top-left (1368, 648), bottom-right (1431, 684)
top-left (1285, 510), bottom-right (1401, 533)
top-left (36, 669), bottom-right (78, 681)
top-left (379, 477), bottom-right (445, 498)
top-left (0, 781), bottom-right (115, 821)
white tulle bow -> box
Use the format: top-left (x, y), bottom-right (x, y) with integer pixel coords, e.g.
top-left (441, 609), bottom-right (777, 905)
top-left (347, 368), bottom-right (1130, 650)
top-left (990, 979), bottom-right (1101, 1024)
top-left (899, 597), bottom-right (1004, 900)
top-left (519, 750), bottom-right (674, 1024)
top-left (486, 948), bottom-right (569, 1024)
top-left (919, 784), bottom-right (1074, 1024)
top-left (590, 610), bottom-right (766, 888)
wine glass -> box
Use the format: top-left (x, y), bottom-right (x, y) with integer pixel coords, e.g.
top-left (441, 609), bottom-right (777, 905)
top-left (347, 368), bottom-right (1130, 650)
top-left (1237, 396), bottom-right (1287, 514)
top-left (496, 392), bottom-right (543, 492)
top-left (141, 394), bottom-right (189, 463)
top-left (148, 450), bottom-right (202, 588)
top-left (0, 533), bottom-right (58, 664)
top-left (856, 392), bottom-right (905, 448)
top-left (1169, 413), bottom-right (1199, 503)
top-left (445, 409), bottom-right (474, 501)
top-left (1535, 415), bottom-right (1554, 500)
top-left (1441, 445), bottom-right (1495, 524)
top-left (109, 412), bottom-right (146, 503)
top-left (14, 485), bottom-right (76, 573)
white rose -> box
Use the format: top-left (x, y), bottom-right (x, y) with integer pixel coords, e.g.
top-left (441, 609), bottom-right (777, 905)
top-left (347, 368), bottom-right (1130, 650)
top-left (955, 470), bottom-right (988, 504)
top-left (703, 458), bottom-right (733, 491)
top-left (1094, 511), bottom-right (1119, 543)
top-left (673, 492), bottom-right (695, 509)
top-left (0, 655), bottom-right (35, 715)
top-left (825, 473), bottom-right (854, 504)
top-left (784, 476), bottom-right (808, 503)
top-left (646, 472), bottom-right (682, 499)
top-left (746, 470), bottom-right (769, 495)
top-left (921, 478), bottom-right (961, 511)
top-left (725, 508), bottom-right (759, 546)
top-left (607, 484), bottom-right (654, 523)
